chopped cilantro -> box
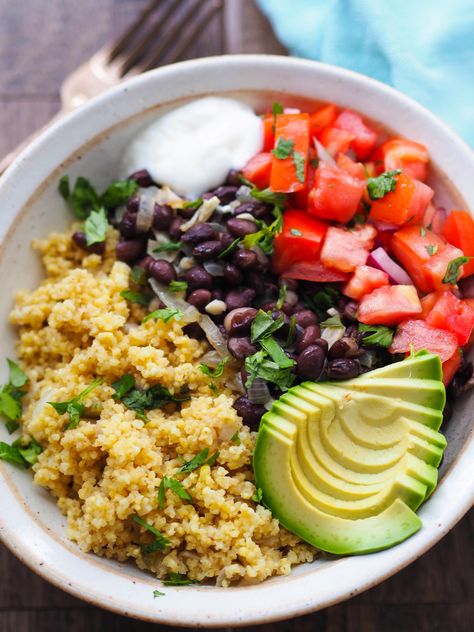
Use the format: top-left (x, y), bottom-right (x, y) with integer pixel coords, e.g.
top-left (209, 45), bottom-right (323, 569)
top-left (275, 283), bottom-right (287, 309)
top-left (242, 207), bottom-right (283, 255)
top-left (251, 187), bottom-right (287, 208)
top-left (303, 287), bottom-right (340, 320)
top-left (320, 314), bottom-right (343, 328)
top-left (58, 175), bottom-right (137, 219)
top-left (230, 431), bottom-right (240, 445)
top-left (250, 310), bottom-right (285, 342)
top-left (272, 101), bottom-right (284, 133)
top-left (111, 374), bottom-right (135, 400)
top-left (153, 241), bottom-right (183, 253)
top-left (199, 358), bottom-right (228, 378)
top-left (132, 515), bottom-right (171, 555)
top-left (176, 448), bottom-right (219, 474)
top-left (100, 179), bottom-right (138, 209)
top-left (286, 315), bottom-right (297, 346)
top-left (120, 290), bottom-right (150, 306)
top-left (182, 198), bottom-right (202, 210)
top-left (0, 359), bottom-right (28, 429)
top-left (7, 360), bottom-right (28, 388)
top-left (158, 477), bottom-right (193, 509)
top-left (366, 170), bottom-right (401, 200)
top-left (244, 350), bottom-right (294, 391)
top-left (359, 324), bottom-right (394, 348)
top-left (0, 437), bottom-right (42, 468)
top-left (131, 266), bottom-right (146, 286)
top-left (84, 207), bottom-right (109, 246)
top-left (153, 590), bottom-right (165, 598)
top-left (115, 382), bottom-right (190, 421)
top-left (162, 573), bottom-right (199, 586)
top-left (217, 237), bottom-right (240, 259)
top-left (420, 227), bottom-right (427, 237)
top-left (252, 487), bottom-right (264, 503)
top-left (259, 337), bottom-right (295, 368)
top-left (425, 244), bottom-right (438, 256)
top-left (443, 256), bottom-right (470, 284)
top-left (209, 382), bottom-right (219, 395)
top-left (142, 307), bottom-right (183, 324)
top-left (48, 378), bottom-right (103, 430)
top-left (292, 150), bottom-right (306, 184)
top-left (272, 137), bottom-right (294, 159)
top-left (168, 280), bottom-right (188, 293)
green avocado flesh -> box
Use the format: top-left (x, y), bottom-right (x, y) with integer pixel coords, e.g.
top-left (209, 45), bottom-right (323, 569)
top-left (253, 353), bottom-right (447, 555)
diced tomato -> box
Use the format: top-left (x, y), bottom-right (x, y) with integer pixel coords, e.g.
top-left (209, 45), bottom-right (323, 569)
top-left (443, 210), bottom-right (474, 277)
top-left (390, 226), bottom-right (445, 293)
top-left (352, 224), bottom-right (377, 249)
top-left (441, 352), bottom-right (462, 386)
top-left (374, 138), bottom-right (430, 182)
top-left (333, 109), bottom-right (377, 160)
top-left (292, 148), bottom-right (317, 208)
top-left (262, 114), bottom-right (275, 152)
top-left (308, 163), bottom-right (365, 223)
top-left (369, 173), bottom-right (433, 227)
top-left (420, 292), bottom-right (440, 319)
top-left (281, 260), bottom-right (349, 282)
top-left (342, 265), bottom-right (389, 300)
top-left (272, 209), bottom-right (329, 274)
top-left (310, 104), bottom-right (338, 137)
top-left (358, 285), bottom-right (422, 326)
top-left (389, 319), bottom-right (459, 363)
top-left (423, 243), bottom-right (466, 291)
top-left (320, 226), bottom-right (371, 273)
top-left (336, 153), bottom-right (366, 181)
top-left (425, 291), bottom-right (474, 346)
top-left (242, 152), bottom-right (272, 189)
top-left (319, 127), bottom-right (354, 157)
top-left (270, 113), bottom-right (310, 193)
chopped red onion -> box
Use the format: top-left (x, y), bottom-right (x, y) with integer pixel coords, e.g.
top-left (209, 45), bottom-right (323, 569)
top-left (367, 247), bottom-right (414, 285)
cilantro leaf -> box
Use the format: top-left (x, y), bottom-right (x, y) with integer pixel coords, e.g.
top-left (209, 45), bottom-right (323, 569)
top-left (217, 237), bottom-right (240, 259)
top-left (275, 283), bottom-right (287, 310)
top-left (162, 573), bottom-right (199, 586)
top-left (153, 241), bottom-right (183, 254)
top-left (48, 378), bottom-right (103, 430)
top-left (153, 590), bottom-right (165, 598)
top-left (182, 198), bottom-right (203, 210)
top-left (115, 382), bottom-right (189, 421)
top-left (132, 515), bottom-right (171, 555)
top-left (111, 374), bottom-right (135, 400)
top-left (302, 287), bottom-right (340, 320)
top-left (292, 150), bottom-right (306, 184)
top-left (0, 387), bottom-right (22, 422)
top-left (252, 487), bottom-right (264, 503)
top-left (359, 324), bottom-right (394, 348)
top-left (168, 280), bottom-right (188, 293)
top-left (177, 448), bottom-right (219, 474)
top-left (100, 179), bottom-right (137, 209)
top-left (199, 358), bottom-right (228, 378)
top-left (58, 176), bottom-right (100, 219)
top-left (250, 310), bottom-right (285, 342)
top-left (142, 307), bottom-right (183, 324)
top-left (120, 290), bottom-right (150, 306)
top-left (425, 244), bottom-right (438, 256)
top-left (367, 170), bottom-right (401, 200)
top-left (158, 477), bottom-right (193, 509)
top-left (0, 437), bottom-right (42, 468)
top-left (84, 207), bottom-right (109, 246)
top-left (0, 441), bottom-right (28, 466)
top-left (131, 266), bottom-right (146, 286)
top-left (272, 137), bottom-right (294, 159)
top-left (320, 314), bottom-right (343, 328)
top-left (244, 350), bottom-right (294, 391)
top-left (7, 359), bottom-right (28, 388)
top-left (259, 337), bottom-right (295, 368)
top-left (242, 207), bottom-right (283, 255)
top-left (250, 188), bottom-right (287, 208)
top-left (443, 256), bottom-right (471, 285)
top-left (230, 431), bottom-right (240, 445)
top-left (271, 101), bottom-right (284, 133)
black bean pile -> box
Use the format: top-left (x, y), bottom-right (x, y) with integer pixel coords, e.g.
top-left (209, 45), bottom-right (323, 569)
top-left (72, 169), bottom-right (394, 428)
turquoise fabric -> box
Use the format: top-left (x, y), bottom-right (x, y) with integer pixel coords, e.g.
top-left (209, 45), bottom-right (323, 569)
top-left (257, 0), bottom-right (474, 146)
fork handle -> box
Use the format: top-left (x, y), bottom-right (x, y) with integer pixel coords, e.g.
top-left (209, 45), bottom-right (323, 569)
top-left (0, 107), bottom-right (70, 176)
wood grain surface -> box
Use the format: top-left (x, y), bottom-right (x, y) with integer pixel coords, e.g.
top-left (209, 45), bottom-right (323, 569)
top-left (0, 1), bottom-right (472, 630)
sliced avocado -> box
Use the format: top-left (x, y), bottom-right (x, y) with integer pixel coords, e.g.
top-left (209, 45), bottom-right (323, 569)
top-left (253, 353), bottom-right (446, 555)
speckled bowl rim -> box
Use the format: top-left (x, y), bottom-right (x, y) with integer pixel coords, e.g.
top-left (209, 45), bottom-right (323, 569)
top-left (0, 55), bottom-right (473, 627)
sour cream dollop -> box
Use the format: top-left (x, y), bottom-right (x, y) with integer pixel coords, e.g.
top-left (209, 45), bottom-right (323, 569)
top-left (121, 97), bottom-right (264, 198)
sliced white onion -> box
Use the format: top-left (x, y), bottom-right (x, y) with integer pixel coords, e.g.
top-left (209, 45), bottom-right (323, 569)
top-left (136, 187), bottom-right (157, 232)
top-left (359, 350), bottom-right (378, 369)
top-left (225, 371), bottom-right (245, 395)
top-left (147, 239), bottom-right (179, 263)
top-left (154, 184), bottom-right (184, 208)
top-left (236, 185), bottom-right (253, 202)
top-left (180, 196), bottom-right (220, 232)
top-left (321, 326), bottom-right (345, 349)
top-left (148, 278), bottom-right (200, 323)
top-left (236, 212), bottom-right (256, 222)
top-left (264, 397), bottom-right (275, 411)
top-left (216, 204), bottom-right (234, 216)
top-left (178, 256), bottom-right (195, 272)
top-left (314, 138), bottom-right (336, 166)
top-left (285, 290), bottom-right (299, 307)
top-left (326, 307), bottom-right (339, 317)
top-left (114, 205), bottom-right (127, 223)
top-left (200, 349), bottom-right (224, 368)
top-left (246, 377), bottom-right (270, 404)
top-left (203, 261), bottom-right (225, 276)
top-left (199, 315), bottom-right (229, 357)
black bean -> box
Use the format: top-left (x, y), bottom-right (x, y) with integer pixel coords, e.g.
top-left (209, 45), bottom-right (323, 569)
top-left (279, 277), bottom-right (299, 292)
top-left (261, 300), bottom-right (277, 312)
top-left (226, 169), bottom-right (241, 186)
top-left (183, 322), bottom-right (205, 340)
top-left (294, 310), bottom-right (318, 328)
top-left (225, 288), bottom-right (257, 311)
top-left (227, 336), bottom-right (258, 360)
top-left (153, 204), bottom-right (172, 231)
top-left (212, 185), bottom-right (238, 204)
top-left (179, 206), bottom-right (198, 219)
top-left (118, 212), bottom-right (137, 238)
top-left (313, 337), bottom-right (329, 353)
top-left (116, 238), bottom-right (146, 263)
top-left (193, 240), bottom-right (224, 260)
top-left (128, 169), bottom-right (154, 187)
top-left (233, 248), bottom-right (258, 270)
top-left (343, 301), bottom-right (358, 322)
top-left (126, 196), bottom-right (139, 213)
top-left (234, 202), bottom-right (269, 218)
top-left (212, 288), bottom-right (225, 302)
top-left (328, 336), bottom-right (361, 360)
top-left (223, 263), bottom-right (243, 286)
top-left (181, 223), bottom-right (216, 245)
top-left (292, 301), bottom-right (307, 314)
top-left (201, 192), bottom-right (216, 201)
top-left (187, 289), bottom-right (212, 311)
top-left (233, 396), bottom-right (266, 428)
top-left (169, 217), bottom-right (185, 240)
top-left (296, 345), bottom-right (326, 380)
top-left (245, 271), bottom-right (265, 295)
top-left (184, 266), bottom-right (213, 290)
top-left (447, 360), bottom-right (473, 397)
top-left (148, 259), bottom-right (177, 284)
top-left (136, 255), bottom-right (154, 273)
top-left (218, 231), bottom-right (235, 250)
top-left (227, 308), bottom-right (258, 337)
top-left (326, 358), bottom-right (360, 380)
top-left (297, 325), bottom-right (321, 353)
top-left (72, 231), bottom-right (105, 255)
top-left (226, 217), bottom-right (257, 238)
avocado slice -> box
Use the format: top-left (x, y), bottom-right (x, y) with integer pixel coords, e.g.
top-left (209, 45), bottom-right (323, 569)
top-left (253, 353), bottom-right (446, 555)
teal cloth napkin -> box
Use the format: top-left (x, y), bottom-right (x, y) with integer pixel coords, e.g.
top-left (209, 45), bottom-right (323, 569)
top-left (257, 0), bottom-right (474, 146)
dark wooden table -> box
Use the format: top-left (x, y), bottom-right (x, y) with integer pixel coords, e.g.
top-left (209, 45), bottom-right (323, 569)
top-left (0, 1), bottom-right (472, 630)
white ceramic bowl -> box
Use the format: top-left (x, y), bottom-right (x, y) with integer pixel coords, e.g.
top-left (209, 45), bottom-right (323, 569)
top-left (0, 55), bottom-right (473, 627)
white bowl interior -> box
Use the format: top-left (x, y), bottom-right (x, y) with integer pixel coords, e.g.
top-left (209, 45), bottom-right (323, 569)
top-left (0, 56), bottom-right (473, 626)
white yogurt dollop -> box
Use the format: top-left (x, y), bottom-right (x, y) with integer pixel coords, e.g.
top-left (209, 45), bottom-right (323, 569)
top-left (121, 97), bottom-right (264, 198)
